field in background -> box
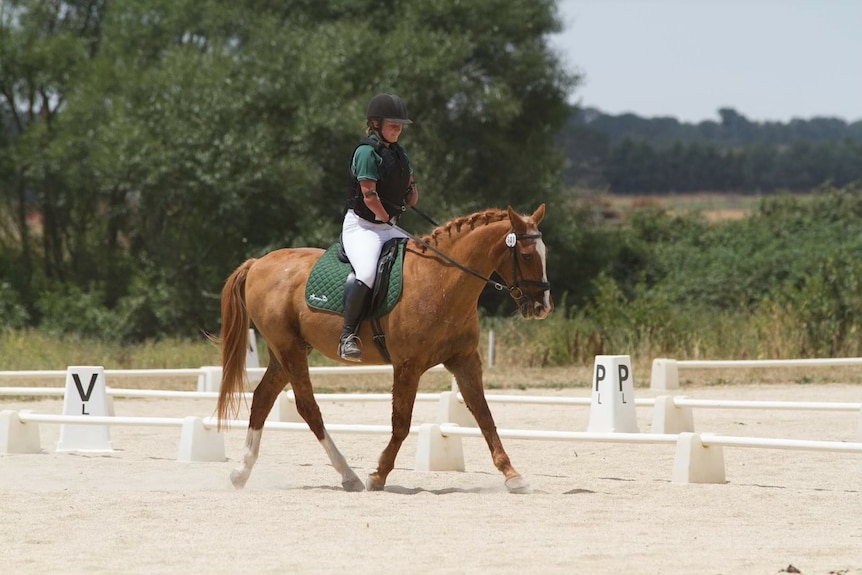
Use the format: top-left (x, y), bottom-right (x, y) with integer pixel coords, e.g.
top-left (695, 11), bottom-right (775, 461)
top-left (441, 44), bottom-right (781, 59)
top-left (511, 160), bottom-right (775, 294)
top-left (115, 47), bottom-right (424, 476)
top-left (604, 192), bottom-right (765, 222)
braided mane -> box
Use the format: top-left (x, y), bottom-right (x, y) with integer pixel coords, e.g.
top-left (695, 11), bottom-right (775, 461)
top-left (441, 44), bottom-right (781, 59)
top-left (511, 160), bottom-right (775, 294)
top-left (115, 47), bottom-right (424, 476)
top-left (418, 209), bottom-right (508, 250)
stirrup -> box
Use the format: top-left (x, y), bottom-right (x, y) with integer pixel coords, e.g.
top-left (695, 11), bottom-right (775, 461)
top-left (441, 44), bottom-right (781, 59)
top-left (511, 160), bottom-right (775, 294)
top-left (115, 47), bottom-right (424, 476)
top-left (338, 335), bottom-right (362, 361)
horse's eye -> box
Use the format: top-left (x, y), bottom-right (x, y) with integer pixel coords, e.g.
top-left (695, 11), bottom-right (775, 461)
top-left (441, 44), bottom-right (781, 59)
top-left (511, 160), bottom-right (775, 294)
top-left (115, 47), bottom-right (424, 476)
top-left (521, 253), bottom-right (532, 263)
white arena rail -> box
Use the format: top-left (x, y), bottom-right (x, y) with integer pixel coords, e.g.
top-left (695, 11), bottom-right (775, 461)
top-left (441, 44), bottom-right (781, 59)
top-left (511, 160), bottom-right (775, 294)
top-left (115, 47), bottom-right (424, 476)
top-left (651, 395), bottom-right (862, 438)
top-left (0, 364), bottom-right (448, 387)
top-left (650, 356), bottom-right (862, 390)
top-left (4, 381), bottom-right (860, 439)
top-left (4, 361), bottom-right (862, 485)
top-left (3, 408), bottom-right (862, 485)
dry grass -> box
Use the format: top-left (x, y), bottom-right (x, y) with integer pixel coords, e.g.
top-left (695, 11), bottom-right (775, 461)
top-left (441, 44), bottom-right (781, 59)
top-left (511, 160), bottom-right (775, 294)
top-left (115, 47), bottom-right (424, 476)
top-left (605, 193), bottom-right (763, 222)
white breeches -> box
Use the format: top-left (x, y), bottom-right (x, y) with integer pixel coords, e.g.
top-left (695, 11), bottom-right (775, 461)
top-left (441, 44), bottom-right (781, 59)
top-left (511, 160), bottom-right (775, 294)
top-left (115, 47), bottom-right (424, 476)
top-left (341, 210), bottom-right (408, 286)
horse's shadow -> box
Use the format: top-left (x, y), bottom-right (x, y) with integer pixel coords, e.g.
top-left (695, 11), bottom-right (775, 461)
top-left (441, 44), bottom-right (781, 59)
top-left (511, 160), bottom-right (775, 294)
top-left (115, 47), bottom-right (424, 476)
top-left (291, 483), bottom-right (506, 495)
top-left (291, 484), bottom-right (596, 495)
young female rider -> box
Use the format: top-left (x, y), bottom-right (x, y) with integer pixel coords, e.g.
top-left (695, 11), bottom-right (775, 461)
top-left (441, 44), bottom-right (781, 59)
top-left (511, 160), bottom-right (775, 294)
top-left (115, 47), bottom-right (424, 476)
top-left (338, 93), bottom-right (419, 361)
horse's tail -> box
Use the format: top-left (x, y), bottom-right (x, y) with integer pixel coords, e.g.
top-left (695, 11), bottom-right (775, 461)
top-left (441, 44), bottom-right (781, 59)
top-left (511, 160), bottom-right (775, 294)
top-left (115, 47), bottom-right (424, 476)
top-left (215, 258), bottom-right (256, 430)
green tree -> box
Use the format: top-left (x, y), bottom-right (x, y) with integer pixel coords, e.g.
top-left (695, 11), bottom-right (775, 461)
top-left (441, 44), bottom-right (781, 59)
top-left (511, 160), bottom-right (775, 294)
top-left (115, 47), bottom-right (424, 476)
top-left (1, 0), bottom-right (578, 339)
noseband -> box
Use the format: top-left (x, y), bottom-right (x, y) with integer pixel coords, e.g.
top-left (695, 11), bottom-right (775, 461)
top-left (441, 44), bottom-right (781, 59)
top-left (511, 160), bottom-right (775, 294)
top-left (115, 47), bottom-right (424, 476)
top-left (503, 231), bottom-right (551, 306)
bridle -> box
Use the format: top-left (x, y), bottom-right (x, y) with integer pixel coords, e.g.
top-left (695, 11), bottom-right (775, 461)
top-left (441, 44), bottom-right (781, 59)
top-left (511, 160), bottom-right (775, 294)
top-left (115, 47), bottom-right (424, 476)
top-left (503, 231), bottom-right (551, 307)
top-left (389, 223), bottom-right (550, 303)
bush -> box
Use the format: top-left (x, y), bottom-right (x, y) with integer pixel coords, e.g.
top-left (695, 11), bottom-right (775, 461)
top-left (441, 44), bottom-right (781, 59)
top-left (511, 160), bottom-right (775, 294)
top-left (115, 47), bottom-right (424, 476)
top-left (0, 281), bottom-right (29, 329)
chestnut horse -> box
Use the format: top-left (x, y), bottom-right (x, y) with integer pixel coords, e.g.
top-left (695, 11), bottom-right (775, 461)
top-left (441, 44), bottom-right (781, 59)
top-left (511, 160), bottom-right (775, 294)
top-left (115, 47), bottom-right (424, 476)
top-left (215, 205), bottom-right (552, 493)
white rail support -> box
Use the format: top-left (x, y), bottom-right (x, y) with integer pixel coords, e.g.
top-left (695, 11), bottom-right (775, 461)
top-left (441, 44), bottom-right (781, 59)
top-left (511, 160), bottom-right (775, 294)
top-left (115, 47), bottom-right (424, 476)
top-left (178, 416), bottom-right (226, 462)
top-left (652, 395), bottom-right (695, 434)
top-left (650, 358), bottom-right (680, 390)
top-left (415, 423), bottom-right (466, 472)
top-left (672, 432), bottom-right (726, 484)
top-left (437, 391), bottom-right (475, 427)
top-left (0, 410), bottom-right (41, 453)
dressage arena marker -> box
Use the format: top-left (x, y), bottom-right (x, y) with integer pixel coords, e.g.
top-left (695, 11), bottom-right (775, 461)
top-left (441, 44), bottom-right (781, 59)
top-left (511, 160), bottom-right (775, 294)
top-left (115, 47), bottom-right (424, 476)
top-left (588, 355), bottom-right (639, 433)
top-left (56, 366), bottom-right (112, 452)
top-left (650, 356), bottom-right (862, 390)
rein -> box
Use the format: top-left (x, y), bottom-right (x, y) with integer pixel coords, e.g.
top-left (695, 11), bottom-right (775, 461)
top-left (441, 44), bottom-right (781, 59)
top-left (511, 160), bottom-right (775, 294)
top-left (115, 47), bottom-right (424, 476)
top-left (389, 222), bottom-right (550, 299)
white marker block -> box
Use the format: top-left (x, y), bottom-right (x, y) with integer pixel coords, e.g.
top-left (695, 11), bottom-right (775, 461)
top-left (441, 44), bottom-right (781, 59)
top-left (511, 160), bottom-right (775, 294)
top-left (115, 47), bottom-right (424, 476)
top-left (57, 366), bottom-right (113, 452)
top-left (414, 424), bottom-right (465, 472)
top-left (197, 366), bottom-right (223, 393)
top-left (650, 358), bottom-right (679, 390)
top-left (651, 395), bottom-right (694, 434)
top-left (273, 391), bottom-right (303, 423)
top-left (672, 432), bottom-right (726, 484)
top-left (177, 417), bottom-right (225, 462)
top-left (437, 391), bottom-right (475, 427)
top-left (0, 410), bottom-right (41, 454)
top-left (587, 355), bottom-right (640, 433)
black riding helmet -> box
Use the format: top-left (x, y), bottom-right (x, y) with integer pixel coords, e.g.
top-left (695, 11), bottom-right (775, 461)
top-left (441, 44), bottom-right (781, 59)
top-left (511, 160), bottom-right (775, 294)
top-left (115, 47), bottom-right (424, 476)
top-left (366, 93), bottom-right (413, 124)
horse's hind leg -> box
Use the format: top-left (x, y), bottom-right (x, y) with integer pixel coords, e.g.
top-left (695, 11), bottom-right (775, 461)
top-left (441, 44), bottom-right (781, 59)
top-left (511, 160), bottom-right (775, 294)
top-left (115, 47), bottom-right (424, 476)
top-left (445, 351), bottom-right (531, 494)
top-left (230, 358), bottom-right (289, 489)
top-left (285, 351), bottom-right (364, 492)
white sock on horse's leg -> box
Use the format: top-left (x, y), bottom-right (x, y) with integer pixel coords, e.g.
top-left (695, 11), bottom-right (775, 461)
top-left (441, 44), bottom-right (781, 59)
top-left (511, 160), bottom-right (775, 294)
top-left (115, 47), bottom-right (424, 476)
top-left (320, 430), bottom-right (364, 492)
top-left (230, 428), bottom-right (261, 489)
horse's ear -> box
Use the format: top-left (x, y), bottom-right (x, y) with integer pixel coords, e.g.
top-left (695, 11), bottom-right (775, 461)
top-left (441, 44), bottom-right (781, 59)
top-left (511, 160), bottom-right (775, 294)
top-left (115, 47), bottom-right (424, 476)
top-left (531, 204), bottom-right (546, 225)
top-left (506, 206), bottom-right (527, 233)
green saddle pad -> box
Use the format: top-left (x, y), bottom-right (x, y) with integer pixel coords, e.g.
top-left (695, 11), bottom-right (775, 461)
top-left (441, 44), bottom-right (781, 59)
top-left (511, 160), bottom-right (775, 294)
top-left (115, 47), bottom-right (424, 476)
top-left (305, 240), bottom-right (405, 318)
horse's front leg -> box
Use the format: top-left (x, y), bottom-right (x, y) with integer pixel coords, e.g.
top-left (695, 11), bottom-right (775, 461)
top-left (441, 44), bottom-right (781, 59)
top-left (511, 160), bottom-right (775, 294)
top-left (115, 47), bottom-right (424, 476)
top-left (367, 365), bottom-right (422, 491)
top-left (445, 351), bottom-right (531, 494)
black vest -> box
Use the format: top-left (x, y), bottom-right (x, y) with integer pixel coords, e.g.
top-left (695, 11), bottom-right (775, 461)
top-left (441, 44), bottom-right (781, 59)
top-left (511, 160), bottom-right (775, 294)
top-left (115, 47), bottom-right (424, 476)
top-left (346, 137), bottom-right (411, 222)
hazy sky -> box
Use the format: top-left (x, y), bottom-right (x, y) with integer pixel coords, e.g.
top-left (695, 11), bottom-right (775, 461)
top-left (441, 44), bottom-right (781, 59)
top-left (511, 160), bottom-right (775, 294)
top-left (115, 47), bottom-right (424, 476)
top-left (548, 0), bottom-right (862, 123)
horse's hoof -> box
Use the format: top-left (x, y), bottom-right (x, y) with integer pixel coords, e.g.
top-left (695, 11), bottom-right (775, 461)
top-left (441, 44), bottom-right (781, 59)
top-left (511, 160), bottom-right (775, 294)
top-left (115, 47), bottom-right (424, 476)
top-left (505, 475), bottom-right (532, 494)
top-left (230, 469), bottom-right (248, 489)
top-left (365, 474), bottom-right (385, 491)
top-left (342, 475), bottom-right (366, 492)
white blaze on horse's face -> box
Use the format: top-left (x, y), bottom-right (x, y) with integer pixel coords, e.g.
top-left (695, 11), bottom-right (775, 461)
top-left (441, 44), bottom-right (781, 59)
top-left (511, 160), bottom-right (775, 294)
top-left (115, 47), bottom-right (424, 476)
top-left (534, 236), bottom-right (552, 319)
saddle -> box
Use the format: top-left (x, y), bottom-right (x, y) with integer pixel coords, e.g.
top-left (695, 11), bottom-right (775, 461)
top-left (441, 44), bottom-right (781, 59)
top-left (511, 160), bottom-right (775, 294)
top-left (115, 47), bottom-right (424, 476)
top-left (305, 238), bottom-right (407, 361)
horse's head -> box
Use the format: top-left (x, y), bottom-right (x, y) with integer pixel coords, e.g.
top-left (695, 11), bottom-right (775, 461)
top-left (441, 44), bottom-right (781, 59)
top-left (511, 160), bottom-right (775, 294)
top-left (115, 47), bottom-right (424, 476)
top-left (497, 204), bottom-right (553, 320)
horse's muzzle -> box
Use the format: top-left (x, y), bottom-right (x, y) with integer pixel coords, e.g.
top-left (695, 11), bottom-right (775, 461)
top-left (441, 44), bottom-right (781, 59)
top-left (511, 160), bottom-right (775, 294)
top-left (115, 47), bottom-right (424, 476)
top-left (519, 293), bottom-right (553, 320)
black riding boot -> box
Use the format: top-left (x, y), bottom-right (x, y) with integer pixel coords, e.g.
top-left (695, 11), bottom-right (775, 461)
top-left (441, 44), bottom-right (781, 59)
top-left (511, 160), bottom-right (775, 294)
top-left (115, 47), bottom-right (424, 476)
top-left (338, 278), bottom-right (372, 361)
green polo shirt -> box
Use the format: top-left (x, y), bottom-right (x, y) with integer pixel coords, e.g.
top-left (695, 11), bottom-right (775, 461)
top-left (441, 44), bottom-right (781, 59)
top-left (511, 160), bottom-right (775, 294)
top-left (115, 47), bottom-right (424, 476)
top-left (351, 134), bottom-right (413, 182)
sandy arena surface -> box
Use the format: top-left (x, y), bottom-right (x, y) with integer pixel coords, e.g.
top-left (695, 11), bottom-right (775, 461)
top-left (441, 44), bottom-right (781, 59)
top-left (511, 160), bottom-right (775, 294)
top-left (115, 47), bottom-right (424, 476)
top-left (1, 381), bottom-right (861, 575)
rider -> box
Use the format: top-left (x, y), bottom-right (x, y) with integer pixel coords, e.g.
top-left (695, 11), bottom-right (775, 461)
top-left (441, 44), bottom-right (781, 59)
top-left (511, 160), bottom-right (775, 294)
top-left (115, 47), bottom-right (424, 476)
top-left (338, 93), bottom-right (419, 361)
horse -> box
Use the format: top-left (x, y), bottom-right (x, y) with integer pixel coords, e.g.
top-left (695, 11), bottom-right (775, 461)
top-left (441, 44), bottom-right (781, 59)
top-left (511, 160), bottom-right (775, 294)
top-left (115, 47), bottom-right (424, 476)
top-left (215, 204), bottom-right (552, 493)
